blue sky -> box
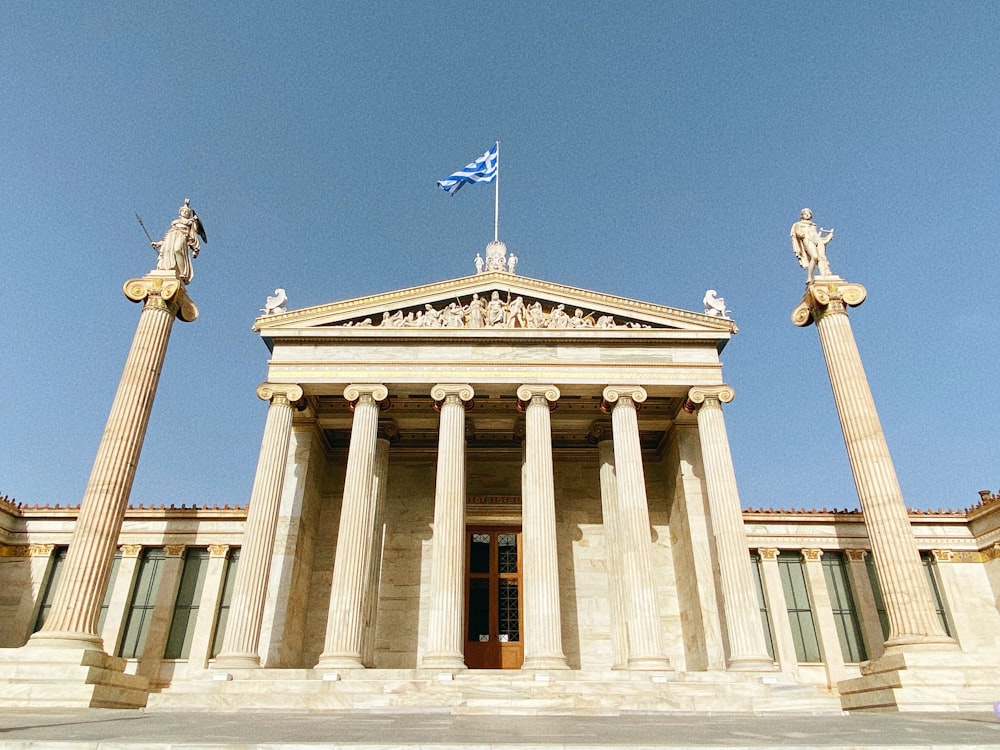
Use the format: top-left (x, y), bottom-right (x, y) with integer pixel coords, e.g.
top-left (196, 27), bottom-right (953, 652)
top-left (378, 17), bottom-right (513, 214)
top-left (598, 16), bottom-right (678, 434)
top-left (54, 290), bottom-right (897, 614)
top-left (1, 2), bottom-right (997, 512)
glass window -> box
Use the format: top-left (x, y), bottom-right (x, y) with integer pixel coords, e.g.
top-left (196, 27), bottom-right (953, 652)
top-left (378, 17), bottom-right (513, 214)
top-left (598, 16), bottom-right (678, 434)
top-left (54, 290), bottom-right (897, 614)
top-left (164, 548), bottom-right (209, 659)
top-left (751, 552), bottom-right (775, 660)
top-left (32, 546), bottom-right (68, 633)
top-left (778, 551), bottom-right (821, 663)
top-left (821, 551), bottom-right (867, 662)
top-left (118, 548), bottom-right (166, 659)
top-left (211, 548), bottom-right (241, 658)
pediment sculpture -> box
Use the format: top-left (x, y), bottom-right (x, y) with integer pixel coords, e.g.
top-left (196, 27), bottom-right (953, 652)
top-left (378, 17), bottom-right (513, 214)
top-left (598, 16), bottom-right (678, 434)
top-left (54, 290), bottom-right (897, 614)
top-left (335, 291), bottom-right (652, 330)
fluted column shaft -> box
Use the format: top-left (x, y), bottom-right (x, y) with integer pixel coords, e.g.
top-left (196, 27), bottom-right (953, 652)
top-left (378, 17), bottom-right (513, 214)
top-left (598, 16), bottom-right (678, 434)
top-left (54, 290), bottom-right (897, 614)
top-left (31, 275), bottom-right (196, 650)
top-left (518, 385), bottom-right (568, 670)
top-left (422, 384), bottom-right (474, 669)
top-left (593, 426), bottom-right (629, 669)
top-left (603, 386), bottom-right (671, 671)
top-left (362, 423), bottom-right (395, 666)
top-left (796, 281), bottom-right (953, 650)
top-left (215, 382), bottom-right (303, 669)
top-left (317, 384), bottom-right (389, 669)
top-left (688, 386), bottom-right (775, 670)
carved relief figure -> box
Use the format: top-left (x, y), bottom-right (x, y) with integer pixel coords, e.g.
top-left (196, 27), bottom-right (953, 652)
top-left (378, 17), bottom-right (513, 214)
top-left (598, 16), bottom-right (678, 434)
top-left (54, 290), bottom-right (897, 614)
top-left (467, 293), bottom-right (486, 328)
top-left (549, 304), bottom-right (571, 329)
top-left (791, 208), bottom-right (834, 280)
top-left (506, 296), bottom-right (526, 328)
top-left (152, 199), bottom-right (206, 284)
top-left (527, 301), bottom-right (547, 328)
top-left (486, 292), bottom-right (506, 327)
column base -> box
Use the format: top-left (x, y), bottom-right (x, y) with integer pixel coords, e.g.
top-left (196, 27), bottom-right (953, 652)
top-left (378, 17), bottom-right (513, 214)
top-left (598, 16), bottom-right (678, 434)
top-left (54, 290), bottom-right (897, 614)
top-left (838, 650), bottom-right (1000, 712)
top-left (212, 653), bottom-right (263, 670)
top-left (0, 644), bottom-right (148, 709)
top-left (420, 654), bottom-right (468, 670)
top-left (522, 655), bottom-right (570, 670)
top-left (726, 655), bottom-right (779, 672)
top-left (627, 655), bottom-right (672, 671)
top-left (314, 654), bottom-right (366, 670)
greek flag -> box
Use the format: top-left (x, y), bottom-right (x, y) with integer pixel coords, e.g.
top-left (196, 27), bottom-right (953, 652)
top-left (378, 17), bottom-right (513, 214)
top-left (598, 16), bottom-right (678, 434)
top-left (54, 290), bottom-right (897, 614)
top-left (437, 144), bottom-right (498, 195)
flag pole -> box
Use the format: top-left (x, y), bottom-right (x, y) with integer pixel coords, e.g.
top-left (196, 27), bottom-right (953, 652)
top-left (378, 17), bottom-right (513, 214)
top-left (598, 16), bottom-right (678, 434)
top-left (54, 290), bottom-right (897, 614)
top-left (494, 139), bottom-right (500, 243)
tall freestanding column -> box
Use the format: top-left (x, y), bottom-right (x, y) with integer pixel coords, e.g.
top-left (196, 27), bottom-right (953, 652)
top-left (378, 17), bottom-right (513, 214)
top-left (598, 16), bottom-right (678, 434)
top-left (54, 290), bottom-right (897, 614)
top-left (362, 420), bottom-right (398, 666)
top-left (517, 385), bottom-right (569, 670)
top-left (602, 386), bottom-right (671, 670)
top-left (30, 273), bottom-right (197, 652)
top-left (792, 279), bottom-right (954, 651)
top-left (421, 384), bottom-right (474, 669)
top-left (215, 382), bottom-right (304, 670)
top-left (316, 384), bottom-right (389, 670)
top-left (685, 386), bottom-right (775, 670)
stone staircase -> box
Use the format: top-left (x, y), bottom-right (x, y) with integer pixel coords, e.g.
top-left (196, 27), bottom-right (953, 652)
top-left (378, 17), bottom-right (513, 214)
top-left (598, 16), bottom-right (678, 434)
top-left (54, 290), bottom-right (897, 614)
top-left (146, 668), bottom-right (842, 715)
top-left (0, 645), bottom-right (149, 708)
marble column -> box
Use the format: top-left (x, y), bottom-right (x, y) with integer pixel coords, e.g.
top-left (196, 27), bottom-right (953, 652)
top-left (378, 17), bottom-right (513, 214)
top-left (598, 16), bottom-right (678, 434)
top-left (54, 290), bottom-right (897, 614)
top-left (362, 420), bottom-right (397, 666)
top-left (589, 421), bottom-right (629, 669)
top-left (757, 549), bottom-right (799, 677)
top-left (316, 384), bottom-right (389, 670)
top-left (517, 385), bottom-right (569, 670)
top-left (792, 280), bottom-right (955, 652)
top-left (185, 544), bottom-right (230, 672)
top-left (30, 274), bottom-right (197, 652)
top-left (215, 382), bottom-right (303, 670)
top-left (686, 385), bottom-right (775, 670)
top-left (602, 386), bottom-right (671, 671)
top-left (421, 384), bottom-right (474, 669)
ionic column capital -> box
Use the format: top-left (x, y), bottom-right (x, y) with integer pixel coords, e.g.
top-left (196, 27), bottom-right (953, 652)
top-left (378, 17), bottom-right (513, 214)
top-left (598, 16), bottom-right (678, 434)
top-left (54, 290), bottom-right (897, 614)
top-left (758, 548), bottom-right (779, 561)
top-left (586, 419), bottom-right (613, 444)
top-left (431, 383), bottom-right (474, 410)
top-left (845, 548), bottom-right (868, 562)
top-left (208, 544), bottom-right (230, 558)
top-left (684, 385), bottom-right (735, 412)
top-left (121, 544), bottom-right (143, 558)
top-left (256, 383), bottom-right (304, 406)
top-left (601, 385), bottom-right (647, 412)
top-left (791, 279), bottom-right (867, 328)
top-left (345, 384), bottom-right (390, 413)
top-left (123, 274), bottom-right (199, 322)
top-left (377, 419), bottom-right (401, 443)
top-left (517, 384), bottom-right (560, 411)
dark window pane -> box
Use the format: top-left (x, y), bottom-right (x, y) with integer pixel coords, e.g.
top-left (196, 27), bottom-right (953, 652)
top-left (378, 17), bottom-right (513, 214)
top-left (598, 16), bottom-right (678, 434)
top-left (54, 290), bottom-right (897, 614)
top-left (469, 533), bottom-right (490, 574)
top-left (467, 578), bottom-right (489, 641)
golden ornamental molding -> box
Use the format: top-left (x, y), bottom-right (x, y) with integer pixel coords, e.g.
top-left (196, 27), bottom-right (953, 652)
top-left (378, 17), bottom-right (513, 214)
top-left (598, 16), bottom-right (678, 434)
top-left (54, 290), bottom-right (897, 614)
top-left (801, 548), bottom-right (823, 562)
top-left (757, 548), bottom-right (779, 561)
top-left (845, 549), bottom-right (868, 562)
top-left (164, 544), bottom-right (186, 557)
top-left (121, 544), bottom-right (143, 558)
top-left (208, 544), bottom-right (230, 557)
top-left (1, 544), bottom-right (30, 557)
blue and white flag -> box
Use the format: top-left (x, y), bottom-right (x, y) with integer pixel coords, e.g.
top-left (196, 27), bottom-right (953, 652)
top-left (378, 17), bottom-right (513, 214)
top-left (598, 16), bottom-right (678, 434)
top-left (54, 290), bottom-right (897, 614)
top-left (437, 144), bottom-right (498, 195)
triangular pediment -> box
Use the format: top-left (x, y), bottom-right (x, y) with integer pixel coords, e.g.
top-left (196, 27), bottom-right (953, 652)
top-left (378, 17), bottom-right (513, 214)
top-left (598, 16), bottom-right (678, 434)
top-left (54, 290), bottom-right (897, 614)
top-left (253, 272), bottom-right (736, 335)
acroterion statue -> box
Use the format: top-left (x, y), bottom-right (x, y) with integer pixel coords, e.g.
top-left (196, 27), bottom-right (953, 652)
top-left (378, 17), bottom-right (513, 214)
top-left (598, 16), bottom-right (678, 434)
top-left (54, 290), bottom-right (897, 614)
top-left (790, 207), bottom-right (833, 280)
top-left (153, 198), bottom-right (206, 284)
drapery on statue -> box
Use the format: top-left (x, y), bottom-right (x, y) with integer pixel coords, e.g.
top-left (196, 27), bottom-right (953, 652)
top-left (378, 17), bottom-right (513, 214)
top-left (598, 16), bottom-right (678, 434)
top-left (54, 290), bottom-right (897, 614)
top-left (153, 199), bottom-right (206, 284)
top-left (790, 208), bottom-right (833, 280)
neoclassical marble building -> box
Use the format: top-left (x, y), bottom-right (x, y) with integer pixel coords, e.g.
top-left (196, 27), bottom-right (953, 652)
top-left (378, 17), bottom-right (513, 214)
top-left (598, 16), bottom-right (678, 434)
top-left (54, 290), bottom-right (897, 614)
top-left (2, 244), bottom-right (999, 713)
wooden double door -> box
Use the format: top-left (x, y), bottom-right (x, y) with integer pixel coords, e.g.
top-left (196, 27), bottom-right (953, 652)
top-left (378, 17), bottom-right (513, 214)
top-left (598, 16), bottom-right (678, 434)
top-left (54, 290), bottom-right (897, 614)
top-left (464, 526), bottom-right (523, 669)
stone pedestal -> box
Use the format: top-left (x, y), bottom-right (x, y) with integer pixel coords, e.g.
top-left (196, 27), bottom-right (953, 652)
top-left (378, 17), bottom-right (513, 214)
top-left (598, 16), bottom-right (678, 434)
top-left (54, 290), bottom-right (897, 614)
top-left (0, 272), bottom-right (195, 708)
